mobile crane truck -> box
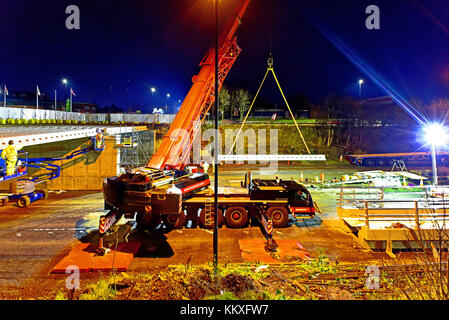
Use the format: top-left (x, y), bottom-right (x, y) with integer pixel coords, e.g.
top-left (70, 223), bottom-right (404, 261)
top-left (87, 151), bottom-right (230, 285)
top-left (102, 0), bottom-right (316, 236)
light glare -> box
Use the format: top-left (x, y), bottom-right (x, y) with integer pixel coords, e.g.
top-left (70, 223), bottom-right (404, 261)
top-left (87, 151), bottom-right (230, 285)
top-left (424, 123), bottom-right (449, 146)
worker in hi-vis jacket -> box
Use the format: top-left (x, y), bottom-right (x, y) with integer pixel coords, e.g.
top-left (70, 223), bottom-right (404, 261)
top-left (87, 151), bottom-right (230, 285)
top-left (202, 161), bottom-right (209, 174)
top-left (95, 129), bottom-right (104, 150)
top-left (1, 140), bottom-right (22, 176)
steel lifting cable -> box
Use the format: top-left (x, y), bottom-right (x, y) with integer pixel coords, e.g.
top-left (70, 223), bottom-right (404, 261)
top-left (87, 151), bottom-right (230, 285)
top-left (270, 65), bottom-right (311, 154)
top-left (228, 68), bottom-right (270, 153)
top-left (229, 0), bottom-right (310, 155)
top-left (229, 58), bottom-right (311, 155)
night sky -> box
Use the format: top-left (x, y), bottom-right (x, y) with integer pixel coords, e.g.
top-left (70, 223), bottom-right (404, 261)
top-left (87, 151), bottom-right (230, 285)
top-left (1, 0), bottom-right (449, 115)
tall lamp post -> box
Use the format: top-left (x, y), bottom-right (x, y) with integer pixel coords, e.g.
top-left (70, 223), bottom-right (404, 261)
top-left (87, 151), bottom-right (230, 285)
top-left (166, 93), bottom-right (171, 113)
top-left (424, 123), bottom-right (449, 186)
top-left (358, 79), bottom-right (364, 99)
top-left (213, 0), bottom-right (219, 272)
top-left (62, 79), bottom-right (68, 106)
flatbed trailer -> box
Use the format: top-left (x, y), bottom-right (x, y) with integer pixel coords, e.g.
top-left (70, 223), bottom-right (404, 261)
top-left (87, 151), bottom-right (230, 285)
top-left (345, 152), bottom-right (449, 167)
top-left (103, 173), bottom-right (317, 231)
top-left (182, 186), bottom-right (315, 229)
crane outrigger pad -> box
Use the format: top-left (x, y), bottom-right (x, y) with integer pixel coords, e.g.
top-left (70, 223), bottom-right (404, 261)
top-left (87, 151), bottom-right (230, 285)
top-left (51, 241), bottom-right (141, 273)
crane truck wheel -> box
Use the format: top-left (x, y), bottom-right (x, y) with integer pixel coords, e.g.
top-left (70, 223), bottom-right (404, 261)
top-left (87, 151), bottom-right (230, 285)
top-left (163, 212), bottom-right (187, 229)
top-left (266, 207), bottom-right (289, 228)
top-left (224, 207), bottom-right (248, 228)
top-left (17, 195), bottom-right (31, 208)
top-left (199, 208), bottom-right (223, 229)
top-left (136, 212), bottom-right (162, 230)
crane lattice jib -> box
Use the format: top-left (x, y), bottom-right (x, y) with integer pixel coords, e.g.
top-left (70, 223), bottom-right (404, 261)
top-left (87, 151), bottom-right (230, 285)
top-left (147, 0), bottom-right (251, 170)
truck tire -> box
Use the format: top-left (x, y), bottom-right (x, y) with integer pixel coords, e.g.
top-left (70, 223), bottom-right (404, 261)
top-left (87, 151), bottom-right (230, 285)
top-left (17, 195), bottom-right (31, 208)
top-left (136, 212), bottom-right (161, 230)
top-left (37, 190), bottom-right (49, 200)
top-left (199, 208), bottom-right (223, 229)
top-left (266, 206), bottom-right (289, 228)
top-left (186, 207), bottom-right (199, 227)
top-left (163, 212), bottom-right (187, 229)
top-left (225, 207), bottom-right (248, 228)
top-left (364, 159), bottom-right (376, 167)
top-left (0, 197), bottom-right (8, 207)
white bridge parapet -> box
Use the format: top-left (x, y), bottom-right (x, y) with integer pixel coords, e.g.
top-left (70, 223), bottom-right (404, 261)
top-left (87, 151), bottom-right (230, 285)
top-left (0, 126), bottom-right (145, 148)
top-left (218, 154), bottom-right (326, 162)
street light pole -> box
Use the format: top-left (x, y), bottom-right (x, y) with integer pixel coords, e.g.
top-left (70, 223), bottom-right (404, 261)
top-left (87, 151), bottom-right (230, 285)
top-left (431, 144), bottom-right (438, 185)
top-left (166, 93), bottom-right (170, 113)
top-left (424, 123), bottom-right (449, 186)
top-left (213, 0), bottom-right (219, 272)
top-left (358, 79), bottom-right (364, 99)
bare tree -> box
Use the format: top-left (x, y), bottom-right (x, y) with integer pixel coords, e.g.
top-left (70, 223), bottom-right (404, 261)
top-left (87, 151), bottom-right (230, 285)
top-left (380, 198), bottom-right (449, 300)
top-left (427, 98), bottom-right (449, 124)
top-left (233, 89), bottom-right (252, 121)
top-left (218, 87), bottom-right (231, 120)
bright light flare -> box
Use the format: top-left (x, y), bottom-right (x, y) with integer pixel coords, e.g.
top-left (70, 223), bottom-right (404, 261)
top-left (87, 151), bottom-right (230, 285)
top-left (359, 79), bottom-right (364, 85)
top-left (424, 123), bottom-right (449, 146)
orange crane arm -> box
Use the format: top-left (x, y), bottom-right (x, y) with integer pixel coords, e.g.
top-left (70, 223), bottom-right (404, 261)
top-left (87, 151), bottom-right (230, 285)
top-left (147, 0), bottom-right (251, 170)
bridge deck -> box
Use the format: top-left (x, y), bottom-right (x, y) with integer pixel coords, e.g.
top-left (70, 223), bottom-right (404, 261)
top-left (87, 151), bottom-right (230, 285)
top-left (0, 125), bottom-right (147, 148)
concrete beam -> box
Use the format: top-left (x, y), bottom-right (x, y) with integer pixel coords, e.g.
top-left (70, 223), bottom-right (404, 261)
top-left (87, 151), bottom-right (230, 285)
top-left (0, 125), bottom-right (147, 149)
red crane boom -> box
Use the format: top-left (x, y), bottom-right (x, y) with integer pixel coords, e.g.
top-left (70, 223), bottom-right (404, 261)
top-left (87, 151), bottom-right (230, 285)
top-left (147, 0), bottom-right (251, 170)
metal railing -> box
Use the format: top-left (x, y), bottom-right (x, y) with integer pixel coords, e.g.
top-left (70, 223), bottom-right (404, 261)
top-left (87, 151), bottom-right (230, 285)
top-left (337, 187), bottom-right (449, 229)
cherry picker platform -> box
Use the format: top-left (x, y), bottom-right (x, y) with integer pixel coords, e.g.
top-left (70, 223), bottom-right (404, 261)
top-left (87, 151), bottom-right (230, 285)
top-left (0, 136), bottom-right (105, 208)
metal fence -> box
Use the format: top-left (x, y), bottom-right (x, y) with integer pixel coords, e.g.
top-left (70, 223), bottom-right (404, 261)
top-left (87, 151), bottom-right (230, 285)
top-left (0, 107), bottom-right (175, 124)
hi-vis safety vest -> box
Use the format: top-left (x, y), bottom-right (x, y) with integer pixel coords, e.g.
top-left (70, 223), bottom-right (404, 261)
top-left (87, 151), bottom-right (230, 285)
top-left (1, 145), bottom-right (18, 162)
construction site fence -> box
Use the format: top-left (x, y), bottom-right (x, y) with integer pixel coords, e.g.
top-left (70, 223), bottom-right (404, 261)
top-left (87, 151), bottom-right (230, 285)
top-left (0, 107), bottom-right (175, 124)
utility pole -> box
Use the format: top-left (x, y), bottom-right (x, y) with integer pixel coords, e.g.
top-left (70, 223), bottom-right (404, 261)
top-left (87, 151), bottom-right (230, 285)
top-left (55, 90), bottom-right (57, 110)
